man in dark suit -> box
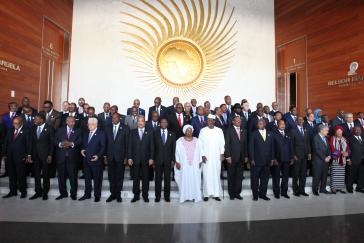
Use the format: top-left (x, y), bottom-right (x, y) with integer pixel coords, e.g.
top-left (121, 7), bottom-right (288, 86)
top-left (271, 120), bottom-right (293, 199)
top-left (60, 101), bottom-right (70, 127)
top-left (148, 97), bottom-right (167, 121)
top-left (29, 113), bottom-right (54, 200)
top-left (80, 106), bottom-right (101, 135)
top-left (312, 124), bottom-right (331, 195)
top-left (61, 102), bottom-right (81, 128)
top-left (21, 106), bottom-right (36, 129)
top-left (290, 116), bottom-right (311, 196)
top-left (168, 103), bottom-right (188, 139)
top-left (248, 107), bottom-right (269, 133)
top-left (283, 105), bottom-right (297, 130)
top-left (342, 113), bottom-right (355, 139)
top-left (354, 112), bottom-right (364, 130)
top-left (214, 107), bottom-right (226, 131)
top-left (304, 113), bottom-right (317, 139)
top-left (127, 99), bottom-right (145, 116)
top-left (79, 117), bottom-right (106, 202)
top-left (249, 119), bottom-right (274, 201)
top-left (330, 110), bottom-right (345, 128)
top-left (347, 126), bottom-right (364, 193)
top-left (97, 102), bottom-right (111, 131)
top-left (220, 104), bottom-right (230, 128)
top-left (267, 111), bottom-right (282, 132)
top-left (43, 100), bottom-right (61, 130)
top-left (166, 97), bottom-right (180, 115)
top-left (153, 117), bottom-right (176, 202)
top-left (225, 115), bottom-right (247, 200)
top-left (105, 113), bottom-right (129, 203)
top-left (128, 116), bottom-right (154, 203)
top-left (241, 102), bottom-right (251, 130)
top-left (1, 102), bottom-right (19, 132)
top-left (17, 97), bottom-right (37, 114)
top-left (2, 117), bottom-right (31, 198)
top-left (269, 101), bottom-right (279, 117)
top-left (146, 111), bottom-right (160, 132)
top-left (190, 106), bottom-right (206, 137)
top-left (54, 116), bottom-right (82, 200)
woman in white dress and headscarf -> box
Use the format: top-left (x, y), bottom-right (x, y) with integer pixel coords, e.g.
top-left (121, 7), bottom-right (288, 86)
top-left (174, 125), bottom-right (202, 203)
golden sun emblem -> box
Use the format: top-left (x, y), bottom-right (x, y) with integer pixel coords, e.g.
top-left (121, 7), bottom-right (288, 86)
top-left (121, 0), bottom-right (237, 97)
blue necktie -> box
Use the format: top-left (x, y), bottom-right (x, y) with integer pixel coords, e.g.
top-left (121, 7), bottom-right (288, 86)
top-left (162, 129), bottom-right (166, 145)
top-left (88, 132), bottom-right (93, 143)
top-left (300, 127), bottom-right (304, 136)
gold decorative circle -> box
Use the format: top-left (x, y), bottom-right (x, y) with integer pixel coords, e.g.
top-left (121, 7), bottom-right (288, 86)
top-left (156, 38), bottom-right (205, 88)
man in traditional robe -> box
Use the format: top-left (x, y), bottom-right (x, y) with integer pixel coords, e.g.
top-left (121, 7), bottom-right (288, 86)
top-left (198, 114), bottom-right (225, 201)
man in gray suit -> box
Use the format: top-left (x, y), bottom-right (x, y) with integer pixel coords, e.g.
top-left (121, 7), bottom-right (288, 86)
top-left (312, 124), bottom-right (331, 196)
top-left (124, 106), bottom-right (139, 130)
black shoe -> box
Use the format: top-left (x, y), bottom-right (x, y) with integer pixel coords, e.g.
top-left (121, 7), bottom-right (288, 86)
top-left (131, 197), bottom-right (139, 203)
top-left (155, 197), bottom-right (160, 203)
top-left (78, 195), bottom-right (91, 201)
top-left (106, 195), bottom-right (115, 203)
top-left (203, 197), bottom-right (209, 201)
top-left (259, 195), bottom-right (270, 201)
top-left (79, 175), bottom-right (85, 179)
top-left (214, 197), bottom-right (221, 201)
top-left (29, 193), bottom-right (42, 200)
top-left (347, 189), bottom-right (353, 193)
top-left (293, 192), bottom-right (300, 197)
top-left (94, 197), bottom-right (100, 202)
top-left (253, 196), bottom-right (258, 201)
top-left (235, 195), bottom-right (243, 200)
top-left (338, 190), bottom-right (346, 194)
top-left (230, 196), bottom-right (235, 200)
top-left (143, 197), bottom-right (149, 203)
top-left (42, 195), bottom-right (48, 200)
top-left (313, 191), bottom-right (319, 196)
top-left (300, 192), bottom-right (309, 197)
top-left (71, 195), bottom-right (77, 200)
top-left (2, 193), bottom-right (17, 198)
top-left (0, 173), bottom-right (8, 178)
top-left (55, 195), bottom-right (68, 200)
top-left (274, 195), bottom-right (280, 199)
top-left (320, 190), bottom-right (331, 194)
top-left (165, 198), bottom-right (170, 202)
top-left (281, 194), bottom-right (290, 199)
top-left (20, 193), bottom-right (27, 199)
top-left (355, 188), bottom-right (364, 193)
top-left (116, 197), bottom-right (122, 203)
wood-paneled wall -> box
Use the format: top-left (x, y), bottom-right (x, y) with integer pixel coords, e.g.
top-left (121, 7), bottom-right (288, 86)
top-left (275, 0), bottom-right (364, 118)
top-left (0, 0), bottom-right (73, 114)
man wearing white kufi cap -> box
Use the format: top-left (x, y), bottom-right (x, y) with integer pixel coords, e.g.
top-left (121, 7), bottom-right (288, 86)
top-left (198, 114), bottom-right (225, 201)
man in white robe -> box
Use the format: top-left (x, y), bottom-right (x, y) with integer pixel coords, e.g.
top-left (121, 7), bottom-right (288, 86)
top-left (174, 125), bottom-right (202, 203)
top-left (198, 114), bottom-right (225, 201)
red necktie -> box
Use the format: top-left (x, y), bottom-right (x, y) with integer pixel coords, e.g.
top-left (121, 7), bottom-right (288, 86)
top-left (13, 129), bottom-right (19, 140)
top-left (178, 114), bottom-right (182, 128)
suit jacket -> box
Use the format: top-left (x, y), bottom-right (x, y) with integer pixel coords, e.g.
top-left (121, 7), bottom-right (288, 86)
top-left (342, 123), bottom-right (355, 138)
top-left (31, 124), bottom-right (55, 160)
top-left (283, 112), bottom-right (297, 130)
top-left (303, 121), bottom-right (317, 141)
top-left (127, 107), bottom-right (145, 117)
top-left (190, 115), bottom-right (207, 137)
top-left (354, 119), bottom-right (364, 130)
top-left (290, 126), bottom-right (311, 160)
top-left (225, 126), bottom-right (247, 163)
top-left (312, 134), bottom-right (331, 163)
top-left (273, 129), bottom-right (293, 162)
top-left (124, 115), bottom-right (139, 130)
top-left (153, 128), bottom-right (176, 163)
top-left (128, 128), bottom-right (154, 164)
top-left (167, 112), bottom-right (189, 139)
top-left (146, 120), bottom-right (160, 132)
top-left (105, 124), bottom-right (129, 162)
top-left (166, 105), bottom-right (176, 115)
top-left (1, 112), bottom-right (18, 131)
top-left (45, 110), bottom-right (61, 130)
top-left (148, 105), bottom-right (167, 121)
top-left (21, 114), bottom-right (35, 129)
top-left (54, 127), bottom-right (82, 163)
top-left (267, 120), bottom-right (278, 132)
top-left (97, 112), bottom-right (112, 130)
top-left (249, 130), bottom-right (274, 166)
top-left (61, 112), bottom-right (81, 128)
top-left (349, 135), bottom-right (364, 165)
top-left (17, 106), bottom-right (37, 115)
top-left (330, 117), bottom-right (344, 129)
top-left (3, 126), bottom-right (31, 162)
top-left (82, 129), bottom-right (106, 163)
top-left (215, 116), bottom-right (226, 131)
top-left (248, 115), bottom-right (269, 132)
top-left (80, 116), bottom-right (101, 135)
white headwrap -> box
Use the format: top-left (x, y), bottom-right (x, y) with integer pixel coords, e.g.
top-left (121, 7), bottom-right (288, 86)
top-left (182, 124), bottom-right (194, 134)
top-left (207, 114), bottom-right (216, 120)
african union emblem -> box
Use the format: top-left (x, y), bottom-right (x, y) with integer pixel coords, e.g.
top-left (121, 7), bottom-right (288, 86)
top-left (121, 0), bottom-right (237, 97)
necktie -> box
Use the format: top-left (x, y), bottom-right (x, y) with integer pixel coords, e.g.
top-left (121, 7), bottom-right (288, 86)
top-left (321, 136), bottom-right (327, 146)
top-left (178, 114), bottom-right (182, 128)
top-left (236, 127), bottom-right (240, 140)
top-left (13, 129), bottom-right (19, 140)
top-left (139, 129), bottom-right (143, 140)
top-left (157, 107), bottom-right (160, 115)
top-left (113, 125), bottom-right (117, 140)
top-left (261, 130), bottom-right (266, 141)
top-left (349, 123), bottom-right (353, 129)
top-left (162, 129), bottom-right (166, 145)
top-left (358, 136), bottom-right (362, 143)
top-left (11, 112), bottom-right (15, 118)
top-left (37, 126), bottom-right (42, 139)
top-left (244, 112), bottom-right (248, 120)
top-left (300, 127), bottom-right (304, 136)
top-left (153, 122), bottom-right (156, 129)
top-left (88, 132), bottom-right (93, 143)
top-left (281, 130), bottom-right (285, 136)
top-left (67, 128), bottom-right (72, 139)
top-left (200, 117), bottom-right (204, 126)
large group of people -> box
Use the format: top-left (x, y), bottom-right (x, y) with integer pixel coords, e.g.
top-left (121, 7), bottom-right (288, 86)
top-left (0, 96), bottom-right (363, 203)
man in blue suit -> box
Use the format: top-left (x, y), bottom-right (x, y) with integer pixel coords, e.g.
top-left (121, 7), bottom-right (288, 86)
top-left (79, 117), bottom-right (106, 202)
top-left (148, 97), bottom-right (167, 121)
top-left (54, 116), bottom-right (82, 200)
top-left (1, 102), bottom-right (19, 132)
top-left (283, 105), bottom-right (297, 130)
top-left (271, 120), bottom-right (294, 199)
top-left (249, 119), bottom-right (275, 201)
top-left (127, 99), bottom-right (145, 116)
top-left (190, 106), bottom-right (206, 137)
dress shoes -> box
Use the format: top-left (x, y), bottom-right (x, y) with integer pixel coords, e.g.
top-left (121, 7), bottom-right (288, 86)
top-left (143, 197), bottom-right (149, 203)
top-left (71, 195), bottom-right (77, 200)
top-left (2, 193), bottom-right (17, 198)
top-left (116, 197), bottom-right (122, 203)
top-left (203, 197), bottom-right (209, 201)
top-left (214, 197), bottom-right (221, 201)
top-left (106, 195), bottom-right (115, 203)
top-left (29, 193), bottom-right (42, 200)
top-left (78, 195), bottom-right (91, 201)
top-left (42, 194), bottom-right (48, 200)
top-left (131, 197), bottom-right (139, 203)
top-left (259, 195), bottom-right (270, 201)
top-left (55, 195), bottom-right (68, 200)
top-left (20, 193), bottom-right (27, 199)
top-left (252, 196), bottom-right (258, 201)
top-left (300, 192), bottom-right (309, 196)
top-left (313, 191), bottom-right (319, 196)
top-left (235, 195), bottom-right (243, 200)
top-left (281, 194), bottom-right (290, 199)
top-left (155, 197), bottom-right (161, 203)
top-left (94, 197), bottom-right (100, 202)
top-left (165, 198), bottom-right (170, 202)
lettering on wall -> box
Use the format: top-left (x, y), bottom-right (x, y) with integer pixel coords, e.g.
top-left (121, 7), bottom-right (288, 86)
top-left (328, 62), bottom-right (364, 88)
top-left (0, 58), bottom-right (21, 72)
